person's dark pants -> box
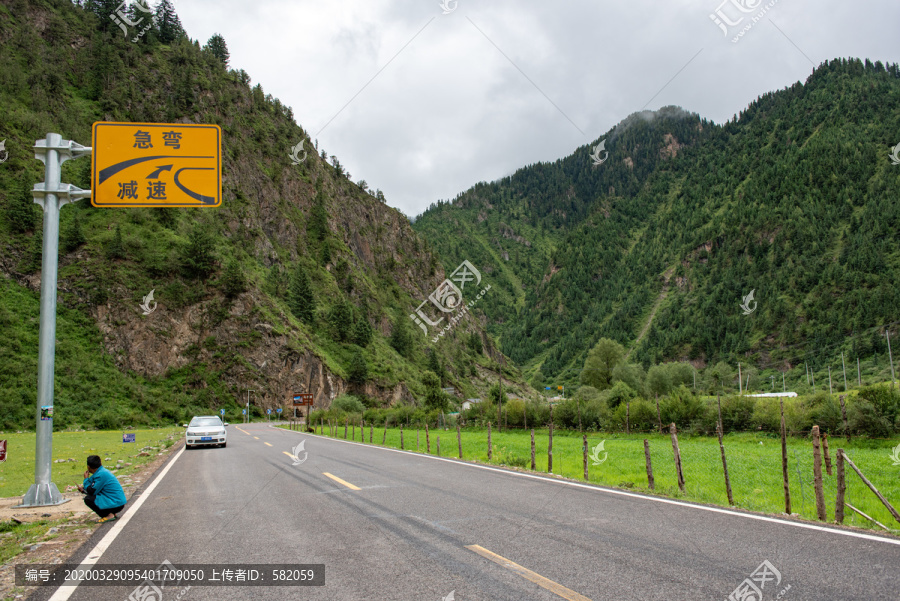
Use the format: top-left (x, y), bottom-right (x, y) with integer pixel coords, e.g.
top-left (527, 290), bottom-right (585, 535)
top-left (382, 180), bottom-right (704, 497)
top-left (84, 496), bottom-right (124, 518)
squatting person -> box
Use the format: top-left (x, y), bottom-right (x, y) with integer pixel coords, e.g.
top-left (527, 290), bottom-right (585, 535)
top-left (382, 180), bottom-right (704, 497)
top-left (77, 455), bottom-right (126, 523)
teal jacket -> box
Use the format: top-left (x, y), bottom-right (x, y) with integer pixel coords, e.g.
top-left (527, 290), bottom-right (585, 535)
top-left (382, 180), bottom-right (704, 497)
top-left (83, 466), bottom-right (126, 510)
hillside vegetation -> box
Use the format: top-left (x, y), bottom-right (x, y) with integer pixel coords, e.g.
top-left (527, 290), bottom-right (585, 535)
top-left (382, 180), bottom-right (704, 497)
top-left (0, 0), bottom-right (528, 430)
top-left (414, 59), bottom-right (900, 390)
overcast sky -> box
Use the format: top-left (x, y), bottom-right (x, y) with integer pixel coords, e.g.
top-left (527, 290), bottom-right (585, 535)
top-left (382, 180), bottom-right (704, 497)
top-left (173, 0), bottom-right (900, 217)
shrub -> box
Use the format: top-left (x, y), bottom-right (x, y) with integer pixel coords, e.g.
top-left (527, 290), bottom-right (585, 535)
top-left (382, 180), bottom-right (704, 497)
top-left (331, 394), bottom-right (365, 415)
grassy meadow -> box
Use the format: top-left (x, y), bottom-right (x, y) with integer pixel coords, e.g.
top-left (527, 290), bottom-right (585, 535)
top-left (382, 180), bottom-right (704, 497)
top-left (0, 428), bottom-right (181, 498)
top-left (299, 423), bottom-right (900, 535)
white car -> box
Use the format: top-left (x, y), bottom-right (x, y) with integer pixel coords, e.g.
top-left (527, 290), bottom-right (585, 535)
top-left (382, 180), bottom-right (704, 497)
top-left (185, 416), bottom-right (227, 448)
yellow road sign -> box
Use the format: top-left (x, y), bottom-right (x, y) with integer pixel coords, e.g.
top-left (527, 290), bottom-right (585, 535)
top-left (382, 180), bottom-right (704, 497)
top-left (91, 122), bottom-right (221, 207)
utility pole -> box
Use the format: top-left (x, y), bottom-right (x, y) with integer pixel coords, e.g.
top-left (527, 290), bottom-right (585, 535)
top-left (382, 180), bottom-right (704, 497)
top-left (841, 352), bottom-right (848, 392)
top-left (888, 330), bottom-right (896, 389)
top-left (246, 389), bottom-right (254, 424)
top-left (857, 356), bottom-right (861, 387)
top-left (738, 363), bottom-right (742, 395)
top-left (805, 363), bottom-right (810, 386)
top-left (18, 134), bottom-right (92, 508)
top-left (770, 375), bottom-right (775, 391)
top-left (782, 371), bottom-right (786, 392)
top-left (828, 366), bottom-right (833, 395)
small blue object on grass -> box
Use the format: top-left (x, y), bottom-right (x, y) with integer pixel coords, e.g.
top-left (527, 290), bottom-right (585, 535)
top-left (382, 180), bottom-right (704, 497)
top-left (122, 433), bottom-right (135, 443)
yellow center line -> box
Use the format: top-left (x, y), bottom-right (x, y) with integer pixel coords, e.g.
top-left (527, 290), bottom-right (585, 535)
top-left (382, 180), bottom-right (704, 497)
top-left (253, 436), bottom-right (259, 440)
top-left (264, 442), bottom-right (272, 447)
top-left (322, 472), bottom-right (361, 491)
top-left (235, 427), bottom-right (250, 436)
top-left (465, 545), bottom-right (592, 601)
top-left (282, 451), bottom-right (294, 458)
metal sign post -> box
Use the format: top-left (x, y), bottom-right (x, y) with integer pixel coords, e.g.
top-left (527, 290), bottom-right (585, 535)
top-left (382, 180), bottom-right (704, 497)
top-left (18, 133), bottom-right (91, 508)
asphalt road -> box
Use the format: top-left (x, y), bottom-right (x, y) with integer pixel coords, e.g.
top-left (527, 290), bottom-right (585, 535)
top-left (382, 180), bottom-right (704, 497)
top-left (31, 422), bottom-right (900, 601)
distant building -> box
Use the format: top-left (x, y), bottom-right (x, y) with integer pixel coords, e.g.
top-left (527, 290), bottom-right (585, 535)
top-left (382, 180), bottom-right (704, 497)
top-left (747, 392), bottom-right (798, 398)
top-left (462, 398), bottom-right (482, 411)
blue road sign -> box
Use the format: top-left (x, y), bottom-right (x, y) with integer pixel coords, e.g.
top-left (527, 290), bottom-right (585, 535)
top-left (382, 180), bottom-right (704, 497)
top-left (277, 408), bottom-right (282, 414)
top-left (122, 433), bottom-right (136, 443)
top-left (220, 409), bottom-right (225, 415)
top-left (267, 409), bottom-right (272, 415)
top-left (545, 387), bottom-right (551, 390)
top-left (242, 409), bottom-right (247, 415)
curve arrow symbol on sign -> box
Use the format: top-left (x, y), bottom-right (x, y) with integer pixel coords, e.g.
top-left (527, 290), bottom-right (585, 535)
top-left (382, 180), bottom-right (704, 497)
top-left (147, 165), bottom-right (173, 179)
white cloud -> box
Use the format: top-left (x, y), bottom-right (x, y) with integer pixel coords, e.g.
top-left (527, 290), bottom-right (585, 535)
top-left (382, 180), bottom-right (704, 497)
top-left (176, 0), bottom-right (900, 216)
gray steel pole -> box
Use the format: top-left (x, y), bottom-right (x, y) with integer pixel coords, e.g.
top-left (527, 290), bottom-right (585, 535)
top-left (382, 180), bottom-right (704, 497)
top-left (18, 133), bottom-right (90, 508)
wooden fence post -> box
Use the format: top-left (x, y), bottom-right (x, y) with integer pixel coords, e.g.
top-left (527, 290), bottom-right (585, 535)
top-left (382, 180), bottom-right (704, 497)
top-left (669, 423), bottom-right (685, 492)
top-left (839, 394), bottom-right (850, 441)
top-left (426, 424), bottom-right (431, 454)
top-left (548, 422), bottom-right (554, 474)
top-left (530, 429), bottom-right (536, 470)
top-left (369, 424), bottom-right (373, 443)
top-left (457, 423), bottom-right (462, 459)
top-left (780, 399), bottom-right (791, 514)
top-left (842, 451), bottom-right (900, 525)
top-left (344, 418), bottom-right (348, 440)
top-left (352, 422), bottom-right (355, 441)
top-left (583, 434), bottom-right (588, 480)
top-left (812, 425), bottom-right (827, 521)
top-left (644, 439), bottom-right (655, 491)
top-left (835, 449), bottom-right (845, 524)
top-left (400, 424), bottom-right (404, 450)
top-left (416, 429), bottom-right (420, 452)
top-left (382, 423), bottom-right (387, 445)
top-left (487, 422), bottom-right (492, 460)
top-left (436, 436), bottom-right (440, 457)
top-left (716, 423), bottom-right (734, 506)
top-left (823, 433), bottom-right (832, 476)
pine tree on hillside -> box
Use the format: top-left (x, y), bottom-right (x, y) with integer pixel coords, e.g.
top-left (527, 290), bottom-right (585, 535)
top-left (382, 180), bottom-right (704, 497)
top-left (204, 33), bottom-right (230, 68)
top-left (7, 176), bottom-right (37, 234)
top-left (106, 225), bottom-right (125, 260)
top-left (351, 318), bottom-right (373, 347)
top-left (154, 0), bottom-right (185, 44)
top-left (289, 265), bottom-right (315, 324)
top-left (61, 213), bottom-right (86, 253)
top-left (180, 224), bottom-right (216, 278)
top-left (347, 349), bottom-right (368, 386)
top-left (221, 258), bottom-right (247, 298)
top-left (308, 186), bottom-right (329, 242)
top-left (389, 314), bottom-right (413, 358)
top-left (328, 298), bottom-right (353, 342)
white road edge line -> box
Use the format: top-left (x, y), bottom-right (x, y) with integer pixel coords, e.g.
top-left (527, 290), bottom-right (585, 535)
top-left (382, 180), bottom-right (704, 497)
top-left (271, 425), bottom-right (900, 547)
top-left (47, 446), bottom-right (186, 601)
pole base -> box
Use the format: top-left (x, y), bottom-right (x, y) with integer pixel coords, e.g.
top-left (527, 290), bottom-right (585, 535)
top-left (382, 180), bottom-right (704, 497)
top-left (14, 483), bottom-right (69, 508)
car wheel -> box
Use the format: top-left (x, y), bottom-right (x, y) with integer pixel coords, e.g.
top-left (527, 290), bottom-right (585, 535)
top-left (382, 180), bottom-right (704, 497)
top-left (185, 444), bottom-right (191, 449)
top-left (222, 442), bottom-right (227, 448)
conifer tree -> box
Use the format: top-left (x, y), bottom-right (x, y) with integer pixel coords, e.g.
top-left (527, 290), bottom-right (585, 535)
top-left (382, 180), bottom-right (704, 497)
top-left (204, 33), bottom-right (230, 68)
top-left (289, 265), bottom-right (315, 324)
top-left (154, 0), bottom-right (185, 44)
top-left (347, 349), bottom-right (368, 386)
top-left (62, 213), bottom-right (86, 253)
top-left (351, 318), bottom-right (373, 347)
top-left (389, 314), bottom-right (413, 358)
top-left (7, 176), bottom-right (37, 234)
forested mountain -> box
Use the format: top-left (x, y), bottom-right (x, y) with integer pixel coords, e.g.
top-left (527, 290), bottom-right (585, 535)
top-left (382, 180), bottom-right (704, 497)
top-left (0, 0), bottom-right (523, 429)
top-left (414, 59), bottom-right (900, 388)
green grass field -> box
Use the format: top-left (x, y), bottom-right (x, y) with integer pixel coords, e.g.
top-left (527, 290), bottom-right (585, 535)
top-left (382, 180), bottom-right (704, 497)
top-left (0, 428), bottom-right (181, 498)
top-left (297, 423), bottom-right (900, 534)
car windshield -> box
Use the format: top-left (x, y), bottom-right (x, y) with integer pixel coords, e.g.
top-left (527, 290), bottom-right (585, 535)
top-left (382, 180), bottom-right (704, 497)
top-left (190, 418), bottom-right (222, 427)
